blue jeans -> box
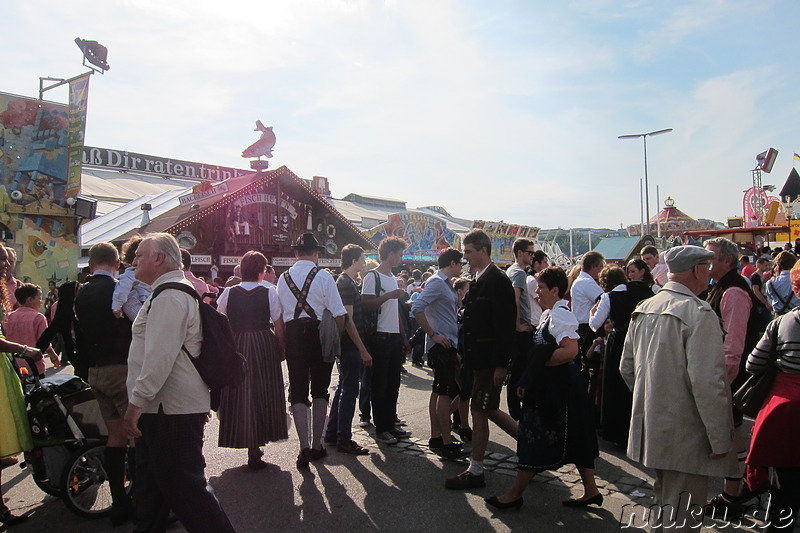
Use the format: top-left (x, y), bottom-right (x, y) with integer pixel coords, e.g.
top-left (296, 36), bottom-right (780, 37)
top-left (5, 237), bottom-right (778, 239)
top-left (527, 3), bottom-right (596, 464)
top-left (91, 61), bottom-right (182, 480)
top-left (325, 344), bottom-right (363, 444)
top-left (359, 365), bottom-right (372, 422)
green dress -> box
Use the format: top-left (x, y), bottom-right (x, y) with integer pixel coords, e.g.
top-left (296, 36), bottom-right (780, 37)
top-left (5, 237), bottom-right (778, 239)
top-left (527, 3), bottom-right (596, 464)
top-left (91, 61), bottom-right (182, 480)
top-left (0, 340), bottom-right (32, 458)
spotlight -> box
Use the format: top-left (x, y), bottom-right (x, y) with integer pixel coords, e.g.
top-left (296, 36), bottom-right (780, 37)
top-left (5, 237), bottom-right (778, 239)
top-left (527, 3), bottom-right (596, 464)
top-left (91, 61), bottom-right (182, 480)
top-left (756, 148), bottom-right (778, 173)
top-left (75, 38), bottom-right (110, 72)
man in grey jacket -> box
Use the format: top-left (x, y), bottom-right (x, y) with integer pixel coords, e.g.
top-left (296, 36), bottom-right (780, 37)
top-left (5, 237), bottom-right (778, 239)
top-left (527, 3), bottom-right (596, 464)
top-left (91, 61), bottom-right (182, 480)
top-left (621, 246), bottom-right (736, 532)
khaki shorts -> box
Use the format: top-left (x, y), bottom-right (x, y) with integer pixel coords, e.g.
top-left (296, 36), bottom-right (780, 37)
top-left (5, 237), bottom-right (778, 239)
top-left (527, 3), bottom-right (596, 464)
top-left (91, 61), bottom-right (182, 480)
top-left (470, 368), bottom-right (503, 413)
top-left (88, 364), bottom-right (129, 421)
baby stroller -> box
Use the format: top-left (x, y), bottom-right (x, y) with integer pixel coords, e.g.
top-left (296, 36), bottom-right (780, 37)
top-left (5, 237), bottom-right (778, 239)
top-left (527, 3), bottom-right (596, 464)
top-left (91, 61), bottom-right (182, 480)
top-left (14, 356), bottom-right (133, 518)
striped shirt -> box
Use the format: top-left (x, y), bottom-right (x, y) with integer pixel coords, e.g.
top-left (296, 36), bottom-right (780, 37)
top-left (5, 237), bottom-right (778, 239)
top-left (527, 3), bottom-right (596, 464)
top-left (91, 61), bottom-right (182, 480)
top-left (747, 311), bottom-right (800, 374)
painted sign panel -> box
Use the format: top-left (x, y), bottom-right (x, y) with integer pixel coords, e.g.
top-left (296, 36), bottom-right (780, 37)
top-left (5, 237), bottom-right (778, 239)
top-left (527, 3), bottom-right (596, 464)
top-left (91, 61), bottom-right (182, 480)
top-left (365, 212), bottom-right (458, 261)
top-left (471, 220), bottom-right (540, 265)
top-left (66, 74), bottom-right (90, 198)
top-left (272, 257), bottom-right (341, 268)
top-left (82, 146), bottom-right (250, 181)
top-left (219, 256), bottom-right (241, 267)
top-left (179, 182), bottom-right (229, 206)
top-left (12, 215), bottom-right (79, 291)
top-left (0, 91), bottom-right (82, 290)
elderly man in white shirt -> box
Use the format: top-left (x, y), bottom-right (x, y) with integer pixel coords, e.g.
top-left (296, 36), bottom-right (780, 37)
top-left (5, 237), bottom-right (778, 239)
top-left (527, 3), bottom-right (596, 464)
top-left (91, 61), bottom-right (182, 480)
top-left (124, 232), bottom-right (235, 533)
top-left (277, 232), bottom-right (347, 469)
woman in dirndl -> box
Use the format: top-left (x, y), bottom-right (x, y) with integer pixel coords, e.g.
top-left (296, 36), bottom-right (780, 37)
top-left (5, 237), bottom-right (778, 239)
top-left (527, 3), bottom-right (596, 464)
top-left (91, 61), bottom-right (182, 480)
top-left (0, 243), bottom-right (42, 525)
top-left (589, 265), bottom-right (653, 447)
top-left (216, 251), bottom-right (287, 469)
top-left (743, 259), bottom-right (800, 531)
top-left (485, 267), bottom-right (601, 510)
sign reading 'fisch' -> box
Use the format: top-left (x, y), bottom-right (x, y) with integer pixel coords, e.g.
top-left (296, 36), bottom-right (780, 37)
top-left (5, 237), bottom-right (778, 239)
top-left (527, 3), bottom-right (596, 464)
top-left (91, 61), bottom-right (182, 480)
top-left (82, 146), bottom-right (250, 181)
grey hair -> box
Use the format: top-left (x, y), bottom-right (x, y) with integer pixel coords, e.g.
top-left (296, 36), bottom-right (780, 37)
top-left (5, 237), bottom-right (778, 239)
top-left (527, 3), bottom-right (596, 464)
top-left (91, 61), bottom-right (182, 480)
top-left (705, 237), bottom-right (738, 268)
top-left (143, 232), bottom-right (182, 270)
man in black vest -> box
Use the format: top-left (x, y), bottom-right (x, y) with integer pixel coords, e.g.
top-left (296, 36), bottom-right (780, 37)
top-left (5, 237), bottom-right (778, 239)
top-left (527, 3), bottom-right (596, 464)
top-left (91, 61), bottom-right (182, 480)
top-left (446, 229), bottom-right (518, 490)
top-left (704, 237), bottom-right (765, 515)
top-left (74, 242), bottom-right (134, 526)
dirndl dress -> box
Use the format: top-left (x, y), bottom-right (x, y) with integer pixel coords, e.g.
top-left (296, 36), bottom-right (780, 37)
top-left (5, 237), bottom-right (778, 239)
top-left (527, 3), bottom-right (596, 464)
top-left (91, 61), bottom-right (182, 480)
top-left (0, 350), bottom-right (32, 458)
top-left (218, 285), bottom-right (288, 448)
top-left (517, 316), bottom-right (599, 472)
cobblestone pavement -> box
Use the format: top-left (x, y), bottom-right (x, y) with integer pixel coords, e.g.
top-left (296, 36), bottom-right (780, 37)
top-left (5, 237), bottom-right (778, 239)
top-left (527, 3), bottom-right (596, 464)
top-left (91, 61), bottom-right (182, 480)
top-left (2, 362), bottom-right (785, 532)
top-left (353, 425), bottom-right (656, 501)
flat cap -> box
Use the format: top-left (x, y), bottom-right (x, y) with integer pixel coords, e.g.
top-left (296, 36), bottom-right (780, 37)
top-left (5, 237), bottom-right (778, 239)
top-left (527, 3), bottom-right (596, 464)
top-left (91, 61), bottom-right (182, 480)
top-left (664, 245), bottom-right (714, 273)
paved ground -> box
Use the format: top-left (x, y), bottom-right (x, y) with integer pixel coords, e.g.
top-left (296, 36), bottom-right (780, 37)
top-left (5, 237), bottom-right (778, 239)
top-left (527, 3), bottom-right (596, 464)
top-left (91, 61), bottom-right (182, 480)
top-left (1, 362), bottom-right (773, 532)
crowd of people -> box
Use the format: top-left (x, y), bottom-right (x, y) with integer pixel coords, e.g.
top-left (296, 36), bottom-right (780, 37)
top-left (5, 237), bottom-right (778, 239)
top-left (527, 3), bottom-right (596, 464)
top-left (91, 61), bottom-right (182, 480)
top-left (2, 230), bottom-right (800, 532)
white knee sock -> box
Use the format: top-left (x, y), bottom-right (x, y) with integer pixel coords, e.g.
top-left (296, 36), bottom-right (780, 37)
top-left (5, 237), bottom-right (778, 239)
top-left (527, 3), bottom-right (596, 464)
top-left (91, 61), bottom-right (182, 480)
top-left (312, 398), bottom-right (329, 450)
top-left (468, 458), bottom-right (484, 476)
top-left (290, 403), bottom-right (310, 450)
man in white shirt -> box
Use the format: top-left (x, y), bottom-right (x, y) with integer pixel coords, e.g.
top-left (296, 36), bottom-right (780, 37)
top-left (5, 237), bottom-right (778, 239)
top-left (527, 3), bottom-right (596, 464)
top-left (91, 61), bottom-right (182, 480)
top-left (570, 251), bottom-right (605, 389)
top-left (526, 251), bottom-right (549, 327)
top-left (641, 245), bottom-right (668, 287)
top-left (362, 236), bottom-right (411, 445)
top-left (277, 232), bottom-right (347, 469)
top-left (571, 251), bottom-right (605, 333)
top-left (123, 233), bottom-right (234, 533)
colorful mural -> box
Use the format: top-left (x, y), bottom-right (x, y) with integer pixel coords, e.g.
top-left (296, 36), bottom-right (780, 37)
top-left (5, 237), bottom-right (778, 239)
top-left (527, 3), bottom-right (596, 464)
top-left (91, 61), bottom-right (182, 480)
top-left (365, 212), bottom-right (459, 261)
top-left (472, 221), bottom-right (541, 265)
top-left (0, 89), bottom-right (87, 289)
top-left (13, 215), bottom-right (78, 287)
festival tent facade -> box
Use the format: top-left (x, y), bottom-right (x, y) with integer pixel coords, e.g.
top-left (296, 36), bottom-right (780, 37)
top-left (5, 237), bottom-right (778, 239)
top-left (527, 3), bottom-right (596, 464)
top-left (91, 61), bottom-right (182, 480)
top-left (81, 166), bottom-right (374, 274)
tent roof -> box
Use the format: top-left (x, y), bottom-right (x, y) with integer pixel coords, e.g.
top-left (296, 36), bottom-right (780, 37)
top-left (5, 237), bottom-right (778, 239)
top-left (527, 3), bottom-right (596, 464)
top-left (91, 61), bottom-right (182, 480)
top-left (779, 168), bottom-right (800, 199)
top-left (80, 168), bottom-right (198, 216)
top-left (648, 199), bottom-right (697, 225)
top-left (592, 236), bottom-right (647, 262)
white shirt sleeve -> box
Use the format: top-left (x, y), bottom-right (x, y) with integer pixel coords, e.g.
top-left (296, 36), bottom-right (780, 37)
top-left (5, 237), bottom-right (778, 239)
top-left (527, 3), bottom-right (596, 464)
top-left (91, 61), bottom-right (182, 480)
top-left (268, 286), bottom-right (282, 323)
top-left (589, 292), bottom-right (611, 332)
top-left (549, 305), bottom-right (580, 345)
top-left (216, 287), bottom-right (231, 315)
top-left (362, 271), bottom-right (376, 296)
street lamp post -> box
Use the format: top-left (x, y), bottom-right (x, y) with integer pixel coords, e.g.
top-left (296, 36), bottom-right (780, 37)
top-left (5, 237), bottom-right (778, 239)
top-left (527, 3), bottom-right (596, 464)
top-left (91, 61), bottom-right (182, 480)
top-left (619, 128), bottom-right (673, 236)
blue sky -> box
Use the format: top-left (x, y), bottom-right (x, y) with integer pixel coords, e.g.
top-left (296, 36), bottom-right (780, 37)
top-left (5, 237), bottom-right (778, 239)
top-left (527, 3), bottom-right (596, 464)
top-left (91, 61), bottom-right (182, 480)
top-left (3, 0), bottom-right (799, 230)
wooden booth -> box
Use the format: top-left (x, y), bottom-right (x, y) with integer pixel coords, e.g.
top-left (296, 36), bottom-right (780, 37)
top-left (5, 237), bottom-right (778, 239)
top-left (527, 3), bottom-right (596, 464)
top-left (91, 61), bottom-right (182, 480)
top-left (119, 166), bottom-right (374, 274)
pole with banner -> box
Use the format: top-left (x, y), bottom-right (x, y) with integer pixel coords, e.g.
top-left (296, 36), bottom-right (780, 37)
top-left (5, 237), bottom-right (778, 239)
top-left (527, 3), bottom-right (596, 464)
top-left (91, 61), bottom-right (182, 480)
top-left (66, 73), bottom-right (91, 199)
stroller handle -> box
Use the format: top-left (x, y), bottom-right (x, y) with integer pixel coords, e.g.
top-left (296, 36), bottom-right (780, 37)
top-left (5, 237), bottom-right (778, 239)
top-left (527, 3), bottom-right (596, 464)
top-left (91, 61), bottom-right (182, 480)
top-left (11, 353), bottom-right (44, 386)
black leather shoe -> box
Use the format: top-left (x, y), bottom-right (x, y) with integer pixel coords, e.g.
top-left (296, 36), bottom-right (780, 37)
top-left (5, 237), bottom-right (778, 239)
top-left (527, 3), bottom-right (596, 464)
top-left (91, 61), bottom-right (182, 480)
top-left (308, 447), bottom-right (327, 462)
top-left (247, 458), bottom-right (269, 470)
top-left (0, 509), bottom-right (29, 525)
top-left (484, 495), bottom-right (523, 510)
top-left (296, 448), bottom-right (311, 469)
top-left (562, 493), bottom-right (603, 507)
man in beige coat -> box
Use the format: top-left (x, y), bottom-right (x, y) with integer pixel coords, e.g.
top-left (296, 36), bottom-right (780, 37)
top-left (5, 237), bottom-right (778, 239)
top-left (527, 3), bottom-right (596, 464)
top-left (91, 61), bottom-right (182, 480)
top-left (621, 245), bottom-right (737, 532)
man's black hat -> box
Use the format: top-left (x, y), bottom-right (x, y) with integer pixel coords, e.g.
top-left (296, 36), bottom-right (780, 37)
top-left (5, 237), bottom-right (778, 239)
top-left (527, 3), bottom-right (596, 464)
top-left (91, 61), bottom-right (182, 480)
top-left (291, 232), bottom-right (324, 251)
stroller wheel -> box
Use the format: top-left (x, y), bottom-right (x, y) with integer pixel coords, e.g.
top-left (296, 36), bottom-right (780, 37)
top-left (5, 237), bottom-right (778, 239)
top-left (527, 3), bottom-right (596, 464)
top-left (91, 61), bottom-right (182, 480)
top-left (60, 442), bottom-right (132, 519)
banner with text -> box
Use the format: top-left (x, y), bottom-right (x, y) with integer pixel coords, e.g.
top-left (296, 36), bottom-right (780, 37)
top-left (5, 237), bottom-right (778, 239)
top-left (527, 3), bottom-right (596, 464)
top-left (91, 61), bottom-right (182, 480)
top-left (66, 74), bottom-right (90, 198)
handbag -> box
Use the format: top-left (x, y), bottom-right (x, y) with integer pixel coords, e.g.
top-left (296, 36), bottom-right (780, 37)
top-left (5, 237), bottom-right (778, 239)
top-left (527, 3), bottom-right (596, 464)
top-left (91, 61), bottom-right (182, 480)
top-left (733, 314), bottom-right (782, 418)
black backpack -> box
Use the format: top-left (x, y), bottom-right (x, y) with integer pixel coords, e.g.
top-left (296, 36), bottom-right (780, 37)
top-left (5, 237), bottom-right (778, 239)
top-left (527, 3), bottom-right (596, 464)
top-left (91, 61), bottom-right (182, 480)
top-left (148, 282), bottom-right (246, 411)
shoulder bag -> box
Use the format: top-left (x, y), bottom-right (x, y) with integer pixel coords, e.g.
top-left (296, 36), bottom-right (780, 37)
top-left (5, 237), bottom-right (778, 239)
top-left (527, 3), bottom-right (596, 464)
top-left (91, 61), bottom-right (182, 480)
top-left (733, 314), bottom-right (782, 418)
